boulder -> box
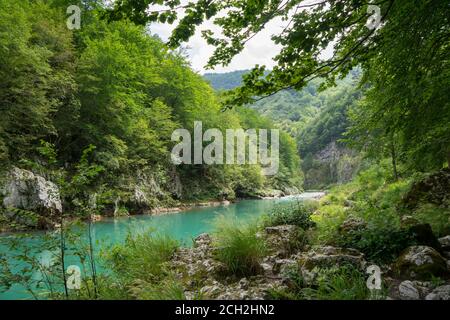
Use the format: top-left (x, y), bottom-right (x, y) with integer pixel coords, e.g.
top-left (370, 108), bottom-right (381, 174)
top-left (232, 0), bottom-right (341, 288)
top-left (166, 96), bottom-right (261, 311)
top-left (394, 246), bottom-right (448, 280)
top-left (297, 246), bottom-right (366, 285)
top-left (213, 276), bottom-right (286, 300)
top-left (264, 225), bottom-right (303, 257)
top-left (438, 235), bottom-right (450, 250)
top-left (406, 223), bottom-right (441, 250)
top-left (298, 246), bottom-right (366, 270)
top-left (402, 168), bottom-right (450, 210)
top-left (425, 285), bottom-right (450, 300)
top-left (2, 167), bottom-right (62, 227)
top-left (398, 281), bottom-right (420, 300)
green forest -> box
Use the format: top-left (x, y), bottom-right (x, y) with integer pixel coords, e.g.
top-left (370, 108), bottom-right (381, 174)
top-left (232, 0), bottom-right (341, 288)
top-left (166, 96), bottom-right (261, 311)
top-left (0, 0), bottom-right (449, 302)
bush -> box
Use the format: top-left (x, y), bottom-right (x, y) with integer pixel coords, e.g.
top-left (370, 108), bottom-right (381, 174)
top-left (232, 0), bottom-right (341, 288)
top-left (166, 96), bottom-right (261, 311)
top-left (336, 225), bottom-right (416, 263)
top-left (263, 201), bottom-right (317, 229)
top-left (213, 216), bottom-right (266, 276)
top-left (107, 231), bottom-right (179, 284)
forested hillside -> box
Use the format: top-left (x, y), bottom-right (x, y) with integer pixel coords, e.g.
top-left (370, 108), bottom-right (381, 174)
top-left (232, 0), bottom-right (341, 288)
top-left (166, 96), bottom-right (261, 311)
top-left (0, 0), bottom-right (449, 303)
top-left (204, 69), bottom-right (363, 188)
top-left (0, 0), bottom-right (303, 230)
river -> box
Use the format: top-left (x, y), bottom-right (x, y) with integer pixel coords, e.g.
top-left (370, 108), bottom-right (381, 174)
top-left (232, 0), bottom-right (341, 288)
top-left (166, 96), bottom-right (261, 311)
top-left (0, 192), bottom-right (324, 300)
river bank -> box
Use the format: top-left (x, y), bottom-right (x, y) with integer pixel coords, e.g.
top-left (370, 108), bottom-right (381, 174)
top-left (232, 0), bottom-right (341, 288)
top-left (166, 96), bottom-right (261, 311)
top-left (132, 191), bottom-right (326, 218)
top-left (0, 196), bottom-right (319, 299)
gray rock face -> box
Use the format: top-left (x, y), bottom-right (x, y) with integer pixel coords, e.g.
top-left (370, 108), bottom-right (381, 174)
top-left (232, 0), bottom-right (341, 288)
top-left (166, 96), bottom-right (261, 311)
top-left (2, 168), bottom-right (62, 226)
top-left (264, 225), bottom-right (302, 258)
top-left (194, 233), bottom-right (212, 248)
top-left (173, 232), bottom-right (287, 300)
top-left (425, 285), bottom-right (450, 300)
top-left (400, 215), bottom-right (420, 227)
top-left (398, 281), bottom-right (420, 300)
top-left (394, 246), bottom-right (448, 279)
top-left (438, 235), bottom-right (450, 250)
top-left (339, 216), bottom-right (366, 233)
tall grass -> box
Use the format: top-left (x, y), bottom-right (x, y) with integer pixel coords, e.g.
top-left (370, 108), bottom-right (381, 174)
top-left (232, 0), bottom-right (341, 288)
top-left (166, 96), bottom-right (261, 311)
top-left (107, 231), bottom-right (179, 284)
top-left (212, 216), bottom-right (266, 276)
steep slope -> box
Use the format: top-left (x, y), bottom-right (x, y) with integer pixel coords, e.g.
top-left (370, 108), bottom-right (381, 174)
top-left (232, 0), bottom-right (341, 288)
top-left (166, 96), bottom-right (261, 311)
top-left (204, 69), bottom-right (363, 189)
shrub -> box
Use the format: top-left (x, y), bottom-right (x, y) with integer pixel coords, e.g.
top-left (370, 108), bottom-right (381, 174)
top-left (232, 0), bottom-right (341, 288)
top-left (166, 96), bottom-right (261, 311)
top-left (414, 203), bottom-right (450, 237)
top-left (336, 225), bottom-right (416, 263)
top-left (213, 216), bottom-right (266, 276)
top-left (263, 201), bottom-right (317, 229)
top-left (311, 203), bottom-right (348, 245)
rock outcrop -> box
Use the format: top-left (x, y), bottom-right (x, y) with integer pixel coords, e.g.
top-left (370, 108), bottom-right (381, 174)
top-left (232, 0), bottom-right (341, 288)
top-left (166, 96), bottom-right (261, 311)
top-left (425, 285), bottom-right (450, 300)
top-left (173, 233), bottom-right (288, 300)
top-left (263, 225), bottom-right (304, 257)
top-left (402, 167), bottom-right (450, 210)
top-left (398, 280), bottom-right (420, 300)
top-left (438, 235), bottom-right (450, 251)
top-left (296, 246), bottom-right (366, 285)
top-left (394, 246), bottom-right (448, 280)
top-left (2, 167), bottom-right (62, 227)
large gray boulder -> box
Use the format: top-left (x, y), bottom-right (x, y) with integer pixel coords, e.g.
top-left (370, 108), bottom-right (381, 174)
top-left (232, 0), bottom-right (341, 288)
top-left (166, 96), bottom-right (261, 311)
top-left (438, 235), bottom-right (450, 250)
top-left (425, 285), bottom-right (450, 300)
top-left (296, 246), bottom-right (366, 285)
top-left (2, 167), bottom-right (62, 227)
top-left (263, 225), bottom-right (304, 257)
top-left (394, 246), bottom-right (448, 280)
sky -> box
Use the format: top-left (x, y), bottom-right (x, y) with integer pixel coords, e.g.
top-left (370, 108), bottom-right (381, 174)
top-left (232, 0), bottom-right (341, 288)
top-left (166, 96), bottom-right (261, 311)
top-left (147, 1), bottom-right (333, 75)
top-left (149, 18), bottom-right (285, 75)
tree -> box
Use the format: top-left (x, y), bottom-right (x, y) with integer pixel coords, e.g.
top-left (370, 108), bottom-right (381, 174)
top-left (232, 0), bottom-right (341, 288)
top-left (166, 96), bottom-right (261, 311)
top-left (104, 0), bottom-right (450, 170)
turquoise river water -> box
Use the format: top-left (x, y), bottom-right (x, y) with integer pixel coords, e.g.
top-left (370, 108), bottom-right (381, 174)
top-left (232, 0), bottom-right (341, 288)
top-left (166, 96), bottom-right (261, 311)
top-left (0, 192), bottom-right (323, 300)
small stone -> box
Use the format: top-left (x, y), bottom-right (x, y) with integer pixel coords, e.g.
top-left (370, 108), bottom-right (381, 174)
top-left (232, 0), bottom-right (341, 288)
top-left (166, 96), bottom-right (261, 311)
top-left (260, 263), bottom-right (273, 274)
top-left (398, 281), bottom-right (420, 300)
top-left (239, 278), bottom-right (249, 290)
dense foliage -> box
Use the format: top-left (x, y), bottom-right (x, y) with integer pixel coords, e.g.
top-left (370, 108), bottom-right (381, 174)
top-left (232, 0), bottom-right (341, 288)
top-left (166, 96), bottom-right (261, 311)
top-left (106, 0), bottom-right (449, 174)
top-left (0, 0), bottom-right (303, 226)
